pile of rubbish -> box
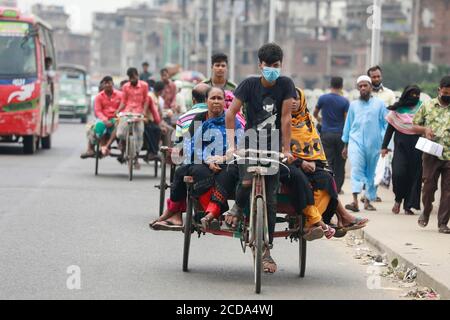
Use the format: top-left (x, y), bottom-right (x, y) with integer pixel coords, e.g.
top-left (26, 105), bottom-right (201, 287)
top-left (345, 233), bottom-right (440, 300)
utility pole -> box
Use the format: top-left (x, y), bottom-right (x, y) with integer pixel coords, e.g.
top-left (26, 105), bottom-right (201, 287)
top-left (207, 0), bottom-right (214, 77)
top-left (370, 0), bottom-right (382, 66)
top-left (230, 0), bottom-right (237, 82)
top-left (269, 0), bottom-right (276, 42)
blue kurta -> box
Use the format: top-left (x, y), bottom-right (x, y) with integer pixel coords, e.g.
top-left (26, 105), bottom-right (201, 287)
top-left (342, 97), bottom-right (388, 201)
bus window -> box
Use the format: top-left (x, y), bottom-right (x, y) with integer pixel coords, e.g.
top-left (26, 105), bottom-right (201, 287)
top-left (0, 21), bottom-right (37, 77)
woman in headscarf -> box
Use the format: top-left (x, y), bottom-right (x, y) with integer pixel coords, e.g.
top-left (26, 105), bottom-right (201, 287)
top-left (285, 87), bottom-right (368, 238)
top-left (151, 86), bottom-right (243, 231)
top-left (381, 85), bottom-right (423, 215)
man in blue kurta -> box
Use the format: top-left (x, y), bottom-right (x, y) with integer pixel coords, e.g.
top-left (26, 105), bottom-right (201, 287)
top-left (342, 76), bottom-right (388, 212)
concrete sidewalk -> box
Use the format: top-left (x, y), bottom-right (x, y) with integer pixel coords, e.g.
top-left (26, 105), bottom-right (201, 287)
top-left (339, 180), bottom-right (450, 299)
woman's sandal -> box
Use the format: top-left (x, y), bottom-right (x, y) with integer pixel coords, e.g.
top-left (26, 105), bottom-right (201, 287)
top-left (342, 217), bottom-right (369, 232)
top-left (151, 220), bottom-right (183, 231)
top-left (303, 226), bottom-right (324, 241)
top-left (323, 225), bottom-right (336, 240)
top-left (201, 215), bottom-right (220, 231)
top-left (392, 202), bottom-right (401, 214)
top-left (364, 203), bottom-right (377, 211)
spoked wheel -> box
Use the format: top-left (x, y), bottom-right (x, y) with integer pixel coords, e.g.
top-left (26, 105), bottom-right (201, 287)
top-left (182, 196), bottom-right (194, 272)
top-left (95, 143), bottom-right (100, 176)
top-left (299, 214), bottom-right (307, 278)
top-left (126, 130), bottom-right (134, 181)
top-left (254, 197), bottom-right (264, 294)
top-left (159, 154), bottom-right (167, 217)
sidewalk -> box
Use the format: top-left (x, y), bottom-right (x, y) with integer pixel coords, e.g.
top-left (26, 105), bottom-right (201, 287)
top-left (339, 179), bottom-right (450, 299)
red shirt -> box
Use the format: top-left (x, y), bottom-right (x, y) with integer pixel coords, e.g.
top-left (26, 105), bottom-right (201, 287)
top-left (121, 80), bottom-right (149, 114)
top-left (162, 80), bottom-right (177, 109)
top-left (94, 89), bottom-right (122, 122)
top-left (147, 94), bottom-right (161, 125)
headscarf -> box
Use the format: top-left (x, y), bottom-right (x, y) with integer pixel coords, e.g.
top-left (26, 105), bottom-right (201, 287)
top-left (291, 88), bottom-right (327, 162)
top-left (224, 90), bottom-right (246, 128)
top-left (188, 112), bottom-right (243, 162)
top-left (386, 85), bottom-right (422, 135)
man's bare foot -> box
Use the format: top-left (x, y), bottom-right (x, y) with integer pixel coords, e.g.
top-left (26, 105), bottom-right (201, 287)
top-left (101, 146), bottom-right (110, 156)
top-left (262, 249), bottom-right (277, 274)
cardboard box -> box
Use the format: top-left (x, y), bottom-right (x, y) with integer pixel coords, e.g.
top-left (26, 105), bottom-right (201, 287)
top-left (415, 137), bottom-right (444, 158)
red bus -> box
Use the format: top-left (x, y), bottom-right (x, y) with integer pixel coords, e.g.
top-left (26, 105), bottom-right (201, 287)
top-left (0, 7), bottom-right (58, 154)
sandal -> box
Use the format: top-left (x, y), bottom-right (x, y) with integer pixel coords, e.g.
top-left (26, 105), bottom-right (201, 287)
top-left (80, 151), bottom-right (95, 159)
top-left (439, 226), bottom-right (450, 234)
top-left (392, 202), bottom-right (401, 214)
top-left (224, 204), bottom-right (243, 231)
top-left (345, 203), bottom-right (360, 213)
top-left (404, 209), bottom-right (415, 215)
top-left (364, 203), bottom-right (377, 211)
top-left (418, 213), bottom-right (429, 228)
top-left (201, 216), bottom-right (220, 231)
top-left (151, 220), bottom-right (183, 231)
top-left (323, 225), bottom-right (336, 240)
top-left (303, 226), bottom-right (324, 241)
top-left (332, 227), bottom-right (347, 238)
top-left (342, 217), bottom-right (369, 232)
top-left (262, 254), bottom-right (277, 274)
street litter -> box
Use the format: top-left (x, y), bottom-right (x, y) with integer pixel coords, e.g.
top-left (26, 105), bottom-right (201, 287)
top-left (401, 287), bottom-right (440, 300)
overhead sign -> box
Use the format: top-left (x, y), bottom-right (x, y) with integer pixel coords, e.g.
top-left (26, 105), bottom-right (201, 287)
top-left (0, 21), bottom-right (29, 36)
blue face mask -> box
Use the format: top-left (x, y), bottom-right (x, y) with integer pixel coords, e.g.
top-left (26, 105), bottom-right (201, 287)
top-left (262, 67), bottom-right (281, 83)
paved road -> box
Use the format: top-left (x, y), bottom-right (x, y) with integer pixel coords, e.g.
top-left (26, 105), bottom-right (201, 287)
top-left (0, 121), bottom-right (403, 300)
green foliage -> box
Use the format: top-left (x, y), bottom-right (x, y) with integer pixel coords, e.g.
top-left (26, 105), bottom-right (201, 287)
top-left (381, 63), bottom-right (450, 96)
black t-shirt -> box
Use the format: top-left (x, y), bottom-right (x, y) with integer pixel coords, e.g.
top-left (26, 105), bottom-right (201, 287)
top-left (234, 76), bottom-right (297, 130)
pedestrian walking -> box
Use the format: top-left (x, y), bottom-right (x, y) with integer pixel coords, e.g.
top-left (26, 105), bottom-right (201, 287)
top-left (412, 76), bottom-right (450, 234)
top-left (342, 76), bottom-right (388, 212)
top-left (368, 65), bottom-right (396, 107)
top-left (381, 85), bottom-right (423, 215)
top-left (314, 77), bottom-right (349, 193)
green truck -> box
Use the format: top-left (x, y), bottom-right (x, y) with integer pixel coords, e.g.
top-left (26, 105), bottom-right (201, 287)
top-left (57, 64), bottom-right (90, 123)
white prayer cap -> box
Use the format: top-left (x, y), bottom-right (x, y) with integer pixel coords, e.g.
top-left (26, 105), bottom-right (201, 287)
top-left (357, 75), bottom-right (372, 85)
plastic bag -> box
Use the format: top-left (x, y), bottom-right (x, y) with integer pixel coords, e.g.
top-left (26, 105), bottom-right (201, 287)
top-left (375, 156), bottom-right (391, 188)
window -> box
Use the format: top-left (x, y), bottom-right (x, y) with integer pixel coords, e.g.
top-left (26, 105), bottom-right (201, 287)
top-left (421, 46), bottom-right (432, 62)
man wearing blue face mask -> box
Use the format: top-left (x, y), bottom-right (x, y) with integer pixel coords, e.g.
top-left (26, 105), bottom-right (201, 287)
top-left (225, 43), bottom-right (297, 274)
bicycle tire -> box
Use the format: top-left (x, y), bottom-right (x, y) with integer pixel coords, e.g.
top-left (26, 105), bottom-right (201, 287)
top-left (254, 197), bottom-right (264, 294)
top-left (182, 196), bottom-right (194, 272)
top-left (127, 130), bottom-right (133, 181)
top-left (95, 143), bottom-right (100, 176)
top-left (159, 153), bottom-right (167, 217)
top-left (299, 214), bottom-right (307, 278)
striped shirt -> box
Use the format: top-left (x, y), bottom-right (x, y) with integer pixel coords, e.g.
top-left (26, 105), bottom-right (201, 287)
top-left (175, 103), bottom-right (208, 140)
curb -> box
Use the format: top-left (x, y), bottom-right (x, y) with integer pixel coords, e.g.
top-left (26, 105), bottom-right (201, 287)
top-left (362, 230), bottom-right (450, 300)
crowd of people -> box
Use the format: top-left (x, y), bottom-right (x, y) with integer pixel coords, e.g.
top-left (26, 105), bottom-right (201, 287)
top-left (80, 42), bottom-right (450, 274)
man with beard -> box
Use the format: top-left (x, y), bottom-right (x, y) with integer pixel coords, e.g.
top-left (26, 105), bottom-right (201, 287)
top-left (342, 76), bottom-right (388, 212)
top-left (368, 66), bottom-right (396, 108)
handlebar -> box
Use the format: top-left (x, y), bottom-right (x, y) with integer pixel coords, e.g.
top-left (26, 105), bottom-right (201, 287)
top-left (233, 149), bottom-right (286, 162)
top-left (118, 112), bottom-right (145, 119)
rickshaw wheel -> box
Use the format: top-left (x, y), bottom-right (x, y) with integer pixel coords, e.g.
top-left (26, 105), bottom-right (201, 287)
top-left (183, 197), bottom-right (194, 272)
top-left (299, 214), bottom-right (307, 278)
top-left (254, 197), bottom-right (264, 294)
top-left (127, 131), bottom-right (134, 181)
top-left (158, 154), bottom-right (167, 217)
top-left (95, 143), bottom-right (100, 176)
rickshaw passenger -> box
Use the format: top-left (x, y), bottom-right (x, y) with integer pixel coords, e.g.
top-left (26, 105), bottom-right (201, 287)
top-left (80, 76), bottom-right (122, 159)
top-left (150, 87), bottom-right (243, 231)
top-left (288, 88), bottom-right (368, 234)
top-left (280, 87), bottom-right (337, 240)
